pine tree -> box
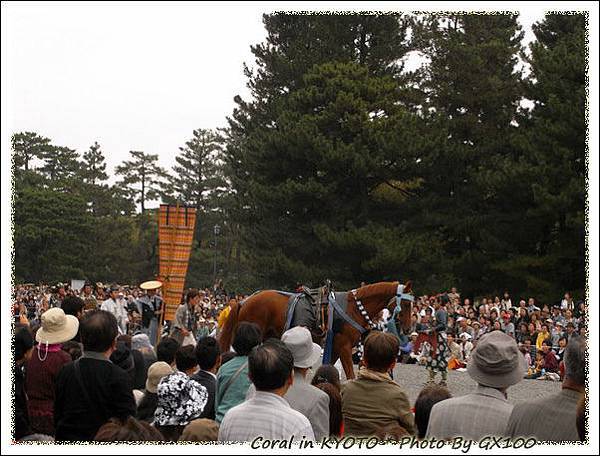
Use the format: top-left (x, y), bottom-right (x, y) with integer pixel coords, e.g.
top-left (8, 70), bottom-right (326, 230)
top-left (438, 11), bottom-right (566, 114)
top-left (11, 131), bottom-right (52, 171)
top-left (38, 145), bottom-right (81, 187)
top-left (412, 13), bottom-right (526, 295)
top-left (115, 151), bottom-right (166, 213)
top-left (224, 14), bottom-right (420, 288)
top-left (503, 13), bottom-right (587, 300)
top-left (81, 141), bottom-right (108, 185)
top-left (163, 129), bottom-right (224, 210)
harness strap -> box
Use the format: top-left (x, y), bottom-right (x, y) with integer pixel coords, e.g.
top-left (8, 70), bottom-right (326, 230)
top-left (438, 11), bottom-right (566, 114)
top-left (351, 289), bottom-right (376, 331)
top-left (329, 292), bottom-right (367, 335)
top-left (284, 294), bottom-right (301, 332)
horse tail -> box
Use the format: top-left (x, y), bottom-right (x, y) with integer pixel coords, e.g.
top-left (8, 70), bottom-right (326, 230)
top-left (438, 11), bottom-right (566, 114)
top-left (219, 299), bottom-right (240, 353)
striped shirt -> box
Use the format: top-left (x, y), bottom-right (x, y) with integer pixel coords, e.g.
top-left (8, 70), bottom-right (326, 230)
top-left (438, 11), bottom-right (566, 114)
top-left (218, 391), bottom-right (315, 442)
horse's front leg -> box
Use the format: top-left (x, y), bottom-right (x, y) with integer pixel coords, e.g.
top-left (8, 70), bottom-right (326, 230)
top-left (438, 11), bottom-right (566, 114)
top-left (334, 333), bottom-right (355, 380)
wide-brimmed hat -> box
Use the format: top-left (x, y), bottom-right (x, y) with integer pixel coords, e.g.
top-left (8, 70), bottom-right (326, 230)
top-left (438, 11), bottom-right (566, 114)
top-left (281, 326), bottom-right (321, 369)
top-left (140, 280), bottom-right (162, 290)
top-left (36, 308), bottom-right (79, 345)
top-left (467, 331), bottom-right (526, 388)
top-left (146, 361), bottom-right (174, 393)
top-left (154, 371), bottom-right (208, 426)
top-left (459, 332), bottom-right (472, 340)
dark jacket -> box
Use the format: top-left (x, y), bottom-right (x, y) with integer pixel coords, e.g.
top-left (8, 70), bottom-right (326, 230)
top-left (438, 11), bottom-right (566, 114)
top-left (190, 370), bottom-right (217, 420)
top-left (54, 354), bottom-right (136, 441)
top-left (136, 391), bottom-right (158, 423)
top-left (14, 363), bottom-right (32, 440)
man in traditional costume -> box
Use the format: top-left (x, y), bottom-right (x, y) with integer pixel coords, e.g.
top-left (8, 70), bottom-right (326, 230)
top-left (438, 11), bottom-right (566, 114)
top-left (137, 280), bottom-right (164, 346)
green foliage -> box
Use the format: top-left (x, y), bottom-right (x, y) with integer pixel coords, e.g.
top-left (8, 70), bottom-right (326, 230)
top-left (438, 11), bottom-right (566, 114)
top-left (115, 150), bottom-right (167, 213)
top-left (10, 13), bottom-right (587, 302)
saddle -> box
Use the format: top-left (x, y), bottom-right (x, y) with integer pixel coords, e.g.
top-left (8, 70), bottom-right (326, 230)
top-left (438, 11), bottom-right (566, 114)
top-left (286, 280), bottom-right (332, 341)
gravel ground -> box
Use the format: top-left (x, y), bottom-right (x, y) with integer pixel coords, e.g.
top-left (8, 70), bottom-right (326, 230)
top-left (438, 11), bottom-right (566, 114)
top-left (390, 363), bottom-right (562, 406)
top-left (317, 361), bottom-right (562, 406)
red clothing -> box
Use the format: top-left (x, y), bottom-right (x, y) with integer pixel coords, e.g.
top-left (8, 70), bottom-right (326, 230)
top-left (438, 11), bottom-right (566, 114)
top-left (25, 345), bottom-right (71, 435)
top-left (543, 350), bottom-right (559, 373)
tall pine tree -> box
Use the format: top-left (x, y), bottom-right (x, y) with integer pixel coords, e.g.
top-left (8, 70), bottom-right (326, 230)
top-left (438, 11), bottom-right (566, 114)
top-left (412, 13), bottom-right (526, 295)
top-left (115, 151), bottom-right (166, 213)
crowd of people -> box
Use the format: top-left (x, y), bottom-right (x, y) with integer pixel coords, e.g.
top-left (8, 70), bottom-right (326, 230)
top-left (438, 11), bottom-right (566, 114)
top-left (12, 281), bottom-right (588, 444)
top-left (380, 288), bottom-right (587, 384)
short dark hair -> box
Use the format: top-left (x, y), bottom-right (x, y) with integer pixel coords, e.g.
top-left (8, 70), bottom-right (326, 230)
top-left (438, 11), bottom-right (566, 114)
top-left (62, 340), bottom-right (83, 361)
top-left (195, 337), bottom-right (220, 371)
top-left (79, 310), bottom-right (118, 353)
top-left (542, 338), bottom-right (552, 347)
top-left (61, 295), bottom-right (84, 317)
top-left (232, 322), bottom-right (262, 356)
top-left (414, 384), bottom-right (452, 439)
top-left (363, 331), bottom-right (399, 372)
top-left (175, 345), bottom-right (197, 372)
top-left (248, 339), bottom-right (293, 391)
top-left (156, 337), bottom-right (180, 365)
top-left (221, 351), bottom-right (236, 366)
top-left (14, 324), bottom-right (34, 361)
top-left (186, 288), bottom-right (200, 304)
top-left (94, 416), bottom-right (165, 442)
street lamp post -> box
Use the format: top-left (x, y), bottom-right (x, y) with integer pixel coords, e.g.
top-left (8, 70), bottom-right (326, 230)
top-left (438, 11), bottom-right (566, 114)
top-left (213, 224), bottom-right (220, 279)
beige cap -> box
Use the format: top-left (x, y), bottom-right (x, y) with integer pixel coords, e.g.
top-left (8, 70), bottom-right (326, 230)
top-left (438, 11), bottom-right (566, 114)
top-left (146, 361), bottom-right (174, 393)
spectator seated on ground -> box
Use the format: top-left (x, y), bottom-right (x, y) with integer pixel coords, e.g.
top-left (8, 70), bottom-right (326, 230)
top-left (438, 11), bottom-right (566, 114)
top-left (215, 322), bottom-right (262, 424)
top-left (94, 417), bottom-right (165, 442)
top-left (178, 418), bottom-right (219, 442)
top-left (136, 361), bottom-right (173, 420)
top-left (153, 370), bottom-right (208, 441)
top-left (156, 337), bottom-right (180, 369)
top-left (218, 339), bottom-right (315, 442)
top-left (191, 336), bottom-right (221, 420)
top-left (341, 331), bottom-right (415, 437)
top-left (175, 344), bottom-right (198, 377)
top-left (426, 331), bottom-right (526, 440)
top-left (414, 384), bottom-right (452, 439)
top-left (54, 310), bottom-right (137, 441)
top-left (311, 364), bottom-right (341, 391)
top-left (506, 336), bottom-right (586, 442)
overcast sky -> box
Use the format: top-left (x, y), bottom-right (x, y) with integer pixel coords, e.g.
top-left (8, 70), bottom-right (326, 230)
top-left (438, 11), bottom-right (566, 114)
top-left (5, 3), bottom-right (546, 186)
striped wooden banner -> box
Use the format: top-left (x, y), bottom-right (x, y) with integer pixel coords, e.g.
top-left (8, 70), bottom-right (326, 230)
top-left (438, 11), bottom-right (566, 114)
top-left (157, 204), bottom-right (197, 321)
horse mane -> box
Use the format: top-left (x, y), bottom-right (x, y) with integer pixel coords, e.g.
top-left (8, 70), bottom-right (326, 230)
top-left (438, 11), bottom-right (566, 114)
top-left (354, 281), bottom-right (399, 301)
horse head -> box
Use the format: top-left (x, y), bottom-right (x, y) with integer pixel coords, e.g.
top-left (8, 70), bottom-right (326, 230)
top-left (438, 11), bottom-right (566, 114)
top-left (386, 280), bottom-right (413, 331)
top-left (353, 281), bottom-right (414, 331)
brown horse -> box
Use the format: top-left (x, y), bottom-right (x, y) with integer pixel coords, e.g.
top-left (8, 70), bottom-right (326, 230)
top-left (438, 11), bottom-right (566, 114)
top-left (218, 281), bottom-right (413, 380)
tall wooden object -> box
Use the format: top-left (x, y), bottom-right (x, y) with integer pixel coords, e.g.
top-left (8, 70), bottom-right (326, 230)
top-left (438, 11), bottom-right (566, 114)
top-left (157, 204), bottom-right (197, 325)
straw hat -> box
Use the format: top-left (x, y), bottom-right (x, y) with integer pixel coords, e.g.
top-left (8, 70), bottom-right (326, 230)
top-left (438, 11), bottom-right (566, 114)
top-left (140, 280), bottom-right (163, 291)
top-left (36, 308), bottom-right (79, 345)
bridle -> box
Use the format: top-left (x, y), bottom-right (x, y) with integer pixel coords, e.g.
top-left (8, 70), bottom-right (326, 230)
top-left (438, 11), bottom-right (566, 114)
top-left (395, 283), bottom-right (415, 315)
top-left (351, 282), bottom-right (415, 331)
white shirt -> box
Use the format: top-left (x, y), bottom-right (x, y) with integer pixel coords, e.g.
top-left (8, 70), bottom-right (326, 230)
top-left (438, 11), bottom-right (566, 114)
top-left (218, 390), bottom-right (315, 442)
top-left (101, 298), bottom-right (129, 334)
